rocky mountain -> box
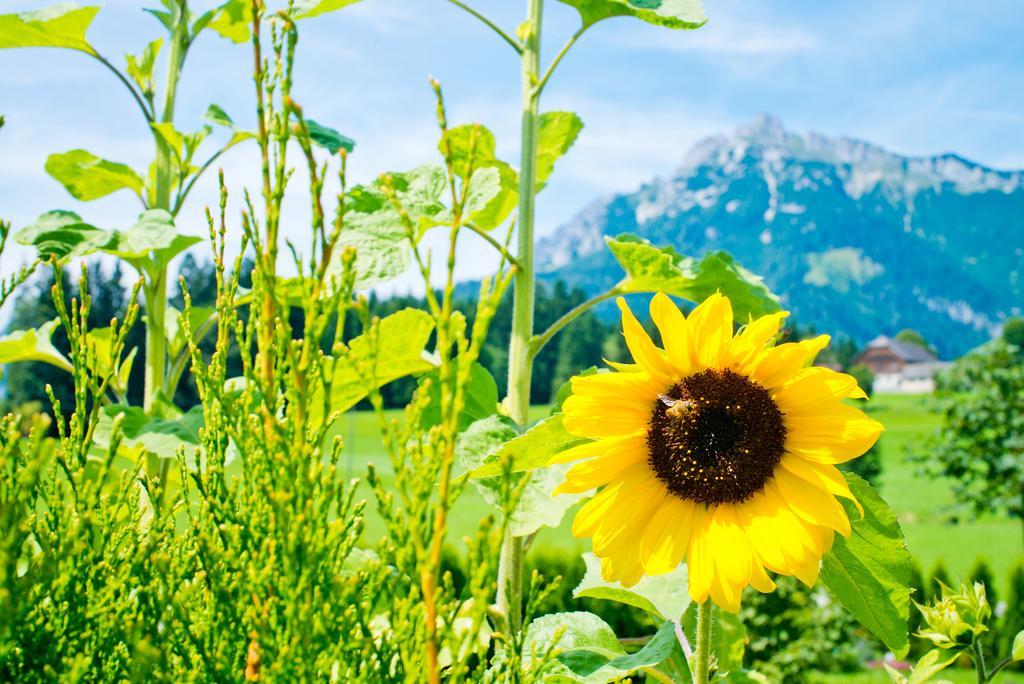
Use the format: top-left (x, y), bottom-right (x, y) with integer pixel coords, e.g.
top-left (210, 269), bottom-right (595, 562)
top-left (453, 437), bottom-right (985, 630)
top-left (537, 115), bottom-right (1024, 358)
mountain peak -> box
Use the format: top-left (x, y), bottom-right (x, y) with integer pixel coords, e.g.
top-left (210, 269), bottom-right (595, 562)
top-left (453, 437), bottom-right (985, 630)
top-left (538, 118), bottom-right (1024, 356)
top-left (738, 113), bottom-right (786, 142)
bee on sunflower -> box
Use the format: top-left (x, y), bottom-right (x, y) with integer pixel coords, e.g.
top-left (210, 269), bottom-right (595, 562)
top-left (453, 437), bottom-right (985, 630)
top-left (552, 292), bottom-right (883, 613)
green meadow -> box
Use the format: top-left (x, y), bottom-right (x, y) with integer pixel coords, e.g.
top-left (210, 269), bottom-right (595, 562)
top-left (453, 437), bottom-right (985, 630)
top-left (334, 392), bottom-right (1024, 594)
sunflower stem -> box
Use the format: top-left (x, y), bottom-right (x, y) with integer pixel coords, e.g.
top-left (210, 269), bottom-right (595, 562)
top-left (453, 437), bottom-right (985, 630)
top-left (495, 0), bottom-right (543, 633)
top-left (693, 601), bottom-right (713, 684)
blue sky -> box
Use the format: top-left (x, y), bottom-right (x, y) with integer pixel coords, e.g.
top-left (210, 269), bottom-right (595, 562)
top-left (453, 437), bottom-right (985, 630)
top-left (2, 0), bottom-right (1023, 294)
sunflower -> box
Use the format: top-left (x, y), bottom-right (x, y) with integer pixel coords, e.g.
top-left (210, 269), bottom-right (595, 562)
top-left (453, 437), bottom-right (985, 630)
top-left (552, 292), bottom-right (883, 612)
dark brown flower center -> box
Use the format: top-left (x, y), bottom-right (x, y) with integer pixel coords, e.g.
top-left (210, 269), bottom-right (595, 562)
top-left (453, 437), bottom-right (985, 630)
top-left (646, 369), bottom-right (786, 505)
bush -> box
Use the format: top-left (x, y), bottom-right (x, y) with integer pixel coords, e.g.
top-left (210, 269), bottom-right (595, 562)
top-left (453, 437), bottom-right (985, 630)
top-left (741, 577), bottom-right (867, 682)
top-left (846, 363), bottom-right (875, 398)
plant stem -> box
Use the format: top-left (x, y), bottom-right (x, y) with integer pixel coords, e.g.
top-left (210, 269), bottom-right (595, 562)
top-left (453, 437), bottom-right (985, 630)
top-left (693, 601), bottom-right (713, 684)
top-left (145, 0), bottom-right (188, 411)
top-left (495, 0), bottom-right (543, 633)
top-left (530, 288), bottom-right (619, 359)
top-left (443, 0), bottom-right (522, 54)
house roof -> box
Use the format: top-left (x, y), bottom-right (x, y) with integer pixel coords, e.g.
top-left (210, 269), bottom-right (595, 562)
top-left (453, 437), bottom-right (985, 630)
top-left (865, 335), bottom-right (938, 363)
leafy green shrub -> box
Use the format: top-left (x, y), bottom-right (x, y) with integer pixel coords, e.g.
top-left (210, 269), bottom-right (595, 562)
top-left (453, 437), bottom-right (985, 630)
top-left (741, 577), bottom-right (867, 683)
top-left (847, 363), bottom-right (875, 398)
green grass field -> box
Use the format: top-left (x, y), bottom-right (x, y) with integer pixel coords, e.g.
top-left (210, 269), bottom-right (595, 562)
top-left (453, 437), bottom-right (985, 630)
top-left (335, 392), bottom-right (1023, 591)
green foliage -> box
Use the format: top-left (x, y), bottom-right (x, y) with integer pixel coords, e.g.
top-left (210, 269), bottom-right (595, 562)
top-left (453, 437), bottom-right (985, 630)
top-left (557, 0), bottom-right (706, 30)
top-left (0, 3), bottom-right (99, 54)
top-left (915, 339), bottom-right (1024, 525)
top-left (536, 111), bottom-right (583, 190)
top-left (895, 328), bottom-right (936, 356)
top-left (847, 363), bottom-right (875, 397)
top-left (306, 118), bottom-right (356, 154)
top-left (1003, 317), bottom-right (1024, 348)
top-left (44, 149), bottom-right (145, 201)
top-left (820, 474), bottom-right (914, 657)
top-left (999, 562), bottom-right (1024, 666)
top-left (468, 412), bottom-right (585, 478)
top-left (742, 578), bottom-right (865, 683)
top-left (0, 319), bottom-right (72, 372)
top-left (573, 552), bottom-right (690, 622)
top-left (606, 233), bottom-right (781, 320)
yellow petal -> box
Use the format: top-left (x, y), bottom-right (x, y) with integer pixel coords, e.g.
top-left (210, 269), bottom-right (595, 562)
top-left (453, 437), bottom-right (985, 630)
top-left (617, 297), bottom-right (676, 384)
top-left (600, 531), bottom-right (646, 587)
top-left (549, 431), bottom-right (642, 466)
top-left (779, 454), bottom-right (863, 516)
top-left (650, 292), bottom-right (693, 377)
top-left (727, 310), bottom-right (789, 369)
top-left (687, 293), bottom-right (733, 369)
top-left (772, 467), bottom-right (852, 537)
top-left (562, 394), bottom-right (650, 439)
top-left (707, 504), bottom-right (753, 596)
top-left (555, 446), bottom-right (649, 495)
top-left (784, 404), bottom-right (884, 464)
top-left (593, 475), bottom-right (666, 555)
top-left (685, 505), bottom-right (714, 604)
top-left (774, 367), bottom-right (866, 415)
top-left (749, 560), bottom-right (776, 594)
top-left (640, 497), bottom-right (696, 575)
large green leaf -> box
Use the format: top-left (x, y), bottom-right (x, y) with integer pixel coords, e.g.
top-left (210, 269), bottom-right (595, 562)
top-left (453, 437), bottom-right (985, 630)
top-left (522, 612), bottom-right (681, 683)
top-left (0, 3), bottom-right (99, 54)
top-left (418, 361), bottom-right (498, 432)
top-left (94, 402), bottom-right (203, 461)
top-left (821, 473), bottom-right (913, 657)
top-left (45, 149), bottom-right (144, 201)
top-left (469, 412), bottom-right (586, 479)
top-left (574, 552), bottom-right (690, 621)
top-left (884, 649), bottom-right (961, 684)
top-left (293, 0), bottom-right (364, 20)
top-left (102, 209), bottom-right (178, 259)
top-left (536, 111), bottom-right (583, 190)
top-left (0, 319), bottom-right (72, 372)
top-left (328, 165), bottom-right (449, 289)
top-left (607, 233), bottom-right (780, 320)
top-left (306, 119), bottom-right (356, 155)
top-left (14, 210), bottom-right (109, 259)
top-left (327, 308), bottom-right (436, 416)
top-left (457, 416), bottom-right (585, 537)
top-left (557, 620), bottom-right (682, 683)
top-left (440, 123), bottom-right (517, 231)
top-left (557, 0), bottom-right (706, 30)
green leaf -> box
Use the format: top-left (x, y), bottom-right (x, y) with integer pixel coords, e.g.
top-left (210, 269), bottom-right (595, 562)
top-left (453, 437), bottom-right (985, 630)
top-left (457, 416), bottom-right (585, 537)
top-left (469, 412), bottom-right (586, 479)
top-left (557, 0), bottom-right (706, 30)
top-left (536, 111), bottom-right (583, 190)
top-left (102, 209), bottom-right (178, 259)
top-left (821, 473), bottom-right (914, 657)
top-left (463, 167), bottom-right (502, 223)
top-left (440, 123), bottom-right (517, 231)
top-left (151, 122), bottom-right (185, 160)
top-left (293, 0), bottom-right (364, 20)
top-left (1013, 629), bottom-right (1024, 661)
top-left (607, 234), bottom-right (780, 320)
top-left (204, 103), bottom-right (237, 128)
top-left (85, 327), bottom-right (136, 394)
top-left (0, 319), bottom-right (72, 372)
top-left (14, 210), bottom-right (109, 259)
top-left (885, 648), bottom-right (961, 684)
top-left (207, 0), bottom-right (250, 43)
top-left (94, 403), bottom-right (204, 460)
top-left (306, 119), bottom-right (356, 154)
top-left (45, 149), bottom-right (144, 201)
top-left (574, 552), bottom-right (690, 621)
top-left (558, 620), bottom-right (681, 683)
top-left (0, 3), bottom-right (99, 54)
top-left (327, 308), bottom-right (436, 417)
top-left (125, 38), bottom-right (162, 97)
top-left (522, 611), bottom-right (624, 674)
top-left (419, 361), bottom-right (498, 432)
top-left (681, 603), bottom-right (746, 676)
